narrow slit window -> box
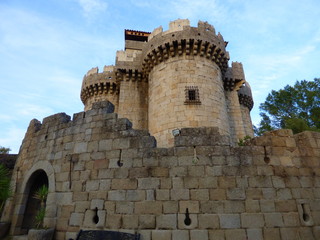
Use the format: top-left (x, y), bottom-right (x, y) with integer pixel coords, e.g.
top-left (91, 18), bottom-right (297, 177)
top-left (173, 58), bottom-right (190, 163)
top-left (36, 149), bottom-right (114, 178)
top-left (185, 86), bottom-right (201, 104)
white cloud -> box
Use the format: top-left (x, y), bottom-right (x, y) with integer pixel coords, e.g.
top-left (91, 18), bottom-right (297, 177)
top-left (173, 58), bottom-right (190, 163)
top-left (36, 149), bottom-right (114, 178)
top-left (76, 0), bottom-right (108, 20)
top-left (0, 126), bottom-right (26, 153)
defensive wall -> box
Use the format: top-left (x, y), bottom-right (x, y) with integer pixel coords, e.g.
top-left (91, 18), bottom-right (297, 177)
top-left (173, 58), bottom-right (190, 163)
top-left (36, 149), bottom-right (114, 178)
top-left (2, 101), bottom-right (320, 240)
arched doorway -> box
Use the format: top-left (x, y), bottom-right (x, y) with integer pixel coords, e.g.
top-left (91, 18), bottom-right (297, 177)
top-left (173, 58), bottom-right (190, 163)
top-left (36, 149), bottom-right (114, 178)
top-left (21, 170), bottom-right (48, 232)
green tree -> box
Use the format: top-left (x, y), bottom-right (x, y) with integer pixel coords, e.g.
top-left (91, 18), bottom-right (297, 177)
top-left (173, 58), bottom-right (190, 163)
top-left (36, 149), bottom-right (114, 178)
top-left (0, 164), bottom-right (11, 215)
top-left (0, 146), bottom-right (11, 154)
top-left (255, 78), bottom-right (320, 135)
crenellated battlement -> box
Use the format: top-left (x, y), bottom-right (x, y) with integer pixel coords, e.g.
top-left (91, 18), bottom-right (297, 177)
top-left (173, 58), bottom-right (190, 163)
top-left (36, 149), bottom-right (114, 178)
top-left (81, 66), bottom-right (119, 107)
top-left (142, 20), bottom-right (229, 75)
top-left (224, 62), bottom-right (246, 91)
top-left (238, 83), bottom-right (254, 110)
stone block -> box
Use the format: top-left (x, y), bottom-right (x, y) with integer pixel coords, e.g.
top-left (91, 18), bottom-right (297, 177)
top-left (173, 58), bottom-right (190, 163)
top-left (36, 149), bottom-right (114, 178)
top-left (172, 230), bottom-right (189, 240)
top-left (184, 177), bottom-right (199, 188)
top-left (139, 230), bottom-right (151, 240)
top-left (201, 201), bottom-right (224, 214)
top-left (90, 199), bottom-right (104, 210)
top-left (105, 214), bottom-right (122, 229)
top-left (226, 188), bottom-right (245, 200)
top-left (163, 201), bottom-right (179, 213)
top-left (272, 176), bottom-right (285, 188)
top-left (276, 188), bottom-right (293, 200)
top-left (263, 228), bottom-right (281, 240)
top-left (218, 177), bottom-right (236, 188)
top-left (98, 139), bottom-right (113, 151)
top-left (188, 166), bottom-right (205, 177)
top-left (313, 226), bottom-right (320, 240)
top-left (116, 201), bottom-right (134, 214)
top-left (114, 168), bottom-right (129, 178)
top-left (225, 229), bottom-right (246, 240)
top-left (224, 201), bottom-right (245, 213)
top-left (156, 189), bottom-right (170, 200)
top-left (122, 215), bottom-right (139, 229)
top-left (74, 142), bottom-right (88, 153)
top-left (151, 230), bottom-right (171, 240)
top-left (219, 214), bottom-right (240, 229)
top-left (171, 189), bottom-right (190, 200)
top-left (264, 213), bottom-right (284, 227)
top-left (126, 190), bottom-right (145, 201)
top-left (208, 230), bottom-right (225, 240)
top-left (283, 212), bottom-right (300, 226)
top-left (275, 200), bottom-right (297, 212)
top-left (209, 189), bottom-right (226, 200)
top-left (99, 179), bottom-right (111, 191)
top-left (139, 215), bottom-right (156, 229)
top-left (86, 180), bottom-right (100, 191)
top-left (199, 176), bottom-right (218, 188)
top-left (179, 201), bottom-right (199, 213)
top-left (111, 178), bottom-right (137, 190)
top-left (249, 176), bottom-right (272, 188)
top-left (280, 228), bottom-right (299, 240)
top-left (241, 213), bottom-right (264, 228)
top-left (170, 166), bottom-right (187, 177)
top-left (190, 230), bottom-right (208, 240)
top-left (172, 177), bottom-right (184, 189)
top-left (146, 190), bottom-right (155, 200)
top-left (129, 167), bottom-right (149, 178)
top-left (247, 228), bottom-right (263, 240)
top-left (73, 192), bottom-right (88, 201)
top-left (198, 214), bottom-right (219, 229)
top-left (138, 178), bottom-right (160, 189)
top-left (150, 167), bottom-right (169, 177)
top-left (156, 214), bottom-right (177, 229)
top-left (245, 200), bottom-right (260, 212)
top-left (299, 227), bottom-right (315, 240)
top-left (69, 212), bottom-right (84, 226)
top-left (246, 188), bottom-right (263, 200)
top-left (135, 201), bottom-right (162, 214)
top-left (190, 189), bottom-right (209, 201)
top-left (75, 201), bottom-right (90, 212)
top-left (108, 190), bottom-right (126, 201)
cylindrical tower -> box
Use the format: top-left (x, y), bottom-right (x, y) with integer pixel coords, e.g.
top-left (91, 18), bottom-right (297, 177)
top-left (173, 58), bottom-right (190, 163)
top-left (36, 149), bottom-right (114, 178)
top-left (238, 82), bottom-right (254, 137)
top-left (80, 66), bottom-right (119, 112)
top-left (142, 20), bottom-right (231, 147)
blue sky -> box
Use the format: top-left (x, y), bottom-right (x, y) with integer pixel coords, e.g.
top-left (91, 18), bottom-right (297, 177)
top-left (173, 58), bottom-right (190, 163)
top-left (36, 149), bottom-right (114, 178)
top-left (1, 0), bottom-right (319, 153)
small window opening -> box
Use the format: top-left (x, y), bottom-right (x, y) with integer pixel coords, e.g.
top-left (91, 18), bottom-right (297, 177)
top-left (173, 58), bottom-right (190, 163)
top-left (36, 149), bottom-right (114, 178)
top-left (93, 207), bottom-right (99, 224)
top-left (185, 86), bottom-right (201, 105)
top-left (301, 204), bottom-right (310, 222)
top-left (184, 208), bottom-right (191, 226)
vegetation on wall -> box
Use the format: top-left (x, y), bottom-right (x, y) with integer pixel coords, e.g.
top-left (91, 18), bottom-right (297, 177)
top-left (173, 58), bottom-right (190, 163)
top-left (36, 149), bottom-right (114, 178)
top-left (0, 146), bottom-right (11, 154)
top-left (255, 78), bottom-right (320, 135)
top-left (33, 185), bottom-right (49, 229)
top-left (0, 164), bottom-right (11, 215)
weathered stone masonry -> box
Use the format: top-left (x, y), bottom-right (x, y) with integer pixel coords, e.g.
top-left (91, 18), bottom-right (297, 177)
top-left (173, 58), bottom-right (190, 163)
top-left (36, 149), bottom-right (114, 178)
top-left (2, 101), bottom-right (320, 240)
top-left (2, 19), bottom-right (320, 240)
top-left (80, 19), bottom-right (254, 147)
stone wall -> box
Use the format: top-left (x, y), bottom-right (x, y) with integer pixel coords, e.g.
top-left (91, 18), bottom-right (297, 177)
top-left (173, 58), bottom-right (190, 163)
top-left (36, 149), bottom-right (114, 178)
top-left (118, 80), bottom-right (148, 130)
top-left (148, 55), bottom-right (230, 147)
top-left (3, 101), bottom-right (320, 240)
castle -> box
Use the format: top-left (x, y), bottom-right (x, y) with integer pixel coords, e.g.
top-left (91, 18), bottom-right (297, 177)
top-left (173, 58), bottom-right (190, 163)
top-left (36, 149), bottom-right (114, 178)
top-left (1, 20), bottom-right (320, 240)
top-left (80, 19), bottom-right (254, 147)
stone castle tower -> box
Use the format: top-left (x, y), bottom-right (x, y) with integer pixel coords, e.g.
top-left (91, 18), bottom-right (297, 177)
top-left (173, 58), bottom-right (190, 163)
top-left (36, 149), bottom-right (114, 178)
top-left (80, 19), bottom-right (254, 147)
